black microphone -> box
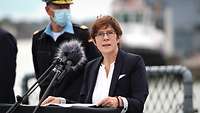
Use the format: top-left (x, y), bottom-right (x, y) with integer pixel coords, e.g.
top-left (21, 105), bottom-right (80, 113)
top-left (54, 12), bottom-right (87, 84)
top-left (53, 40), bottom-right (87, 82)
top-left (55, 40), bottom-right (87, 70)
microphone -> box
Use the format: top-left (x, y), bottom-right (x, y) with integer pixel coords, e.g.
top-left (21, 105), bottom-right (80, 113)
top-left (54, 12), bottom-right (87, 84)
top-left (54, 40), bottom-right (87, 71)
top-left (52, 40), bottom-right (87, 82)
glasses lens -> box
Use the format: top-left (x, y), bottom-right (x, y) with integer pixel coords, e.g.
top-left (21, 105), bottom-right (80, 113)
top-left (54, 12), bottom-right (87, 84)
top-left (96, 31), bottom-right (115, 38)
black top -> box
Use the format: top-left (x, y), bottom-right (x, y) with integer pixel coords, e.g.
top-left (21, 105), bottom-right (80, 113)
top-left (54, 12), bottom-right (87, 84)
top-left (0, 28), bottom-right (17, 104)
top-left (32, 24), bottom-right (99, 101)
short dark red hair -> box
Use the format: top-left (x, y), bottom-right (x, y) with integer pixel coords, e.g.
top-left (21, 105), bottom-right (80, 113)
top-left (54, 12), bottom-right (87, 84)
top-left (90, 16), bottom-right (122, 40)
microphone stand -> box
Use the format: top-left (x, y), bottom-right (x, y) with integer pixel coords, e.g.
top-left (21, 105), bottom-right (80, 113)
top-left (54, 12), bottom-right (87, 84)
top-left (6, 59), bottom-right (61, 113)
top-left (32, 64), bottom-right (64, 113)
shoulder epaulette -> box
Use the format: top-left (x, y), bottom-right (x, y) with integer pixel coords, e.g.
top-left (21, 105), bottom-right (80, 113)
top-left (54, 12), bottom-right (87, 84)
top-left (73, 23), bottom-right (88, 30)
top-left (80, 25), bottom-right (88, 30)
top-left (88, 39), bottom-right (93, 42)
top-left (33, 29), bottom-right (40, 35)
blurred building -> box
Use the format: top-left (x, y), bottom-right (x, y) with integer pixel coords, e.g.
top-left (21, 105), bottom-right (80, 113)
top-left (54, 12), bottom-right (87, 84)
top-left (111, 0), bottom-right (200, 67)
top-left (111, 0), bottom-right (168, 66)
top-left (145, 0), bottom-right (200, 57)
top-left (145, 0), bottom-right (200, 75)
top-left (0, 18), bottom-right (48, 39)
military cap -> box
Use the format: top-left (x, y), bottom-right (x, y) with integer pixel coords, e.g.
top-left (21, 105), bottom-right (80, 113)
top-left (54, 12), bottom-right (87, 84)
top-left (42, 0), bottom-right (73, 4)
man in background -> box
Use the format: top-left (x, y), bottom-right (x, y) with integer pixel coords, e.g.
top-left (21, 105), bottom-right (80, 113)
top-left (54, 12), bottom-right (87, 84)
top-left (32, 0), bottom-right (98, 102)
top-left (0, 28), bottom-right (17, 103)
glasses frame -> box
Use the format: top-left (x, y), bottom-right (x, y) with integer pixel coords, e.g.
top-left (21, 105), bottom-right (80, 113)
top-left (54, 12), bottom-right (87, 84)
top-left (95, 30), bottom-right (116, 39)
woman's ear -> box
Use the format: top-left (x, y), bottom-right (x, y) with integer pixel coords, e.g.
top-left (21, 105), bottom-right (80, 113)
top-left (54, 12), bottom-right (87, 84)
top-left (117, 36), bottom-right (120, 44)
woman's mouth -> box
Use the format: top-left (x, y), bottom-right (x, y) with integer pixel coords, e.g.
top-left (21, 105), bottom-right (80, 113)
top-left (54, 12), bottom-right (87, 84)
top-left (102, 44), bottom-right (111, 47)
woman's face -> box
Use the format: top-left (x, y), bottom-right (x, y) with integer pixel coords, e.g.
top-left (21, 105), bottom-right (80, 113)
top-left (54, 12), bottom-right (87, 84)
top-left (94, 25), bottom-right (119, 55)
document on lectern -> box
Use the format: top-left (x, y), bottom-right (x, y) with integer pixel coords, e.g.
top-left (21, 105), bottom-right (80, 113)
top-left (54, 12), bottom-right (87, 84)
top-left (51, 103), bottom-right (97, 107)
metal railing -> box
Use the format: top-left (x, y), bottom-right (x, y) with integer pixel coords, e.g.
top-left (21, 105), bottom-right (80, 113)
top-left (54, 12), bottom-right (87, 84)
top-left (144, 65), bottom-right (193, 113)
top-left (21, 65), bottom-right (194, 113)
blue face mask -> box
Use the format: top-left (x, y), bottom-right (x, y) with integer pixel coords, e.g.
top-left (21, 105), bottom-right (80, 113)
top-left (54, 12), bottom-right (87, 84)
top-left (52, 9), bottom-right (71, 27)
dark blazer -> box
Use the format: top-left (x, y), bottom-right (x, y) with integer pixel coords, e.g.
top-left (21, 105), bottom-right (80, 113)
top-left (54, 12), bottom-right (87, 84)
top-left (0, 28), bottom-right (17, 103)
top-left (80, 49), bottom-right (149, 113)
top-left (32, 24), bottom-right (99, 100)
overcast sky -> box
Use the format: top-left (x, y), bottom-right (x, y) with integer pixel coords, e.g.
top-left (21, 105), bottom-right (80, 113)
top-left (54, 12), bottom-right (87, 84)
top-left (0, 0), bottom-right (113, 22)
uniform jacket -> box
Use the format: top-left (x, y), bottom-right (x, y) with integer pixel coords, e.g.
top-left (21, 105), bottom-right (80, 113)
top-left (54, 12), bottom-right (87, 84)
top-left (0, 28), bottom-right (17, 103)
top-left (32, 24), bottom-right (99, 100)
top-left (80, 49), bottom-right (149, 113)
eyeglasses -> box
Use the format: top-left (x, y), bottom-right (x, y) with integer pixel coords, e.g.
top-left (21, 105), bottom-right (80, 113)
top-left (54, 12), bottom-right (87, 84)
top-left (95, 31), bottom-right (116, 39)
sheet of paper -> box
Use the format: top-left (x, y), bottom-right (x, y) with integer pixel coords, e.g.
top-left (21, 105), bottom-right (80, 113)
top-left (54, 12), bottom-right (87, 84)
top-left (52, 103), bottom-right (97, 108)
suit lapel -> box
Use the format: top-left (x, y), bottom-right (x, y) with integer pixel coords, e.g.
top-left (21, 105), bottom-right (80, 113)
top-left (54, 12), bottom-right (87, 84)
top-left (109, 50), bottom-right (124, 96)
top-left (87, 57), bottom-right (102, 102)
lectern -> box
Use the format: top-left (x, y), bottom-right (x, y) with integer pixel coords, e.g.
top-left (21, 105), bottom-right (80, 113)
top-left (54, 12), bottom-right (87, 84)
top-left (0, 104), bottom-right (121, 113)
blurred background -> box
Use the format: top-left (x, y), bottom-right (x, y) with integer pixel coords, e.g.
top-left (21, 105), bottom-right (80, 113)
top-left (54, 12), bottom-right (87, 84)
top-left (0, 0), bottom-right (199, 112)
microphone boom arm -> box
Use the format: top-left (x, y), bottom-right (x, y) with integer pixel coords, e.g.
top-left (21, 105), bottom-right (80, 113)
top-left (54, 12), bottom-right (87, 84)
top-left (6, 63), bottom-right (56, 113)
top-left (32, 64), bottom-right (64, 113)
top-left (6, 58), bottom-right (63, 113)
